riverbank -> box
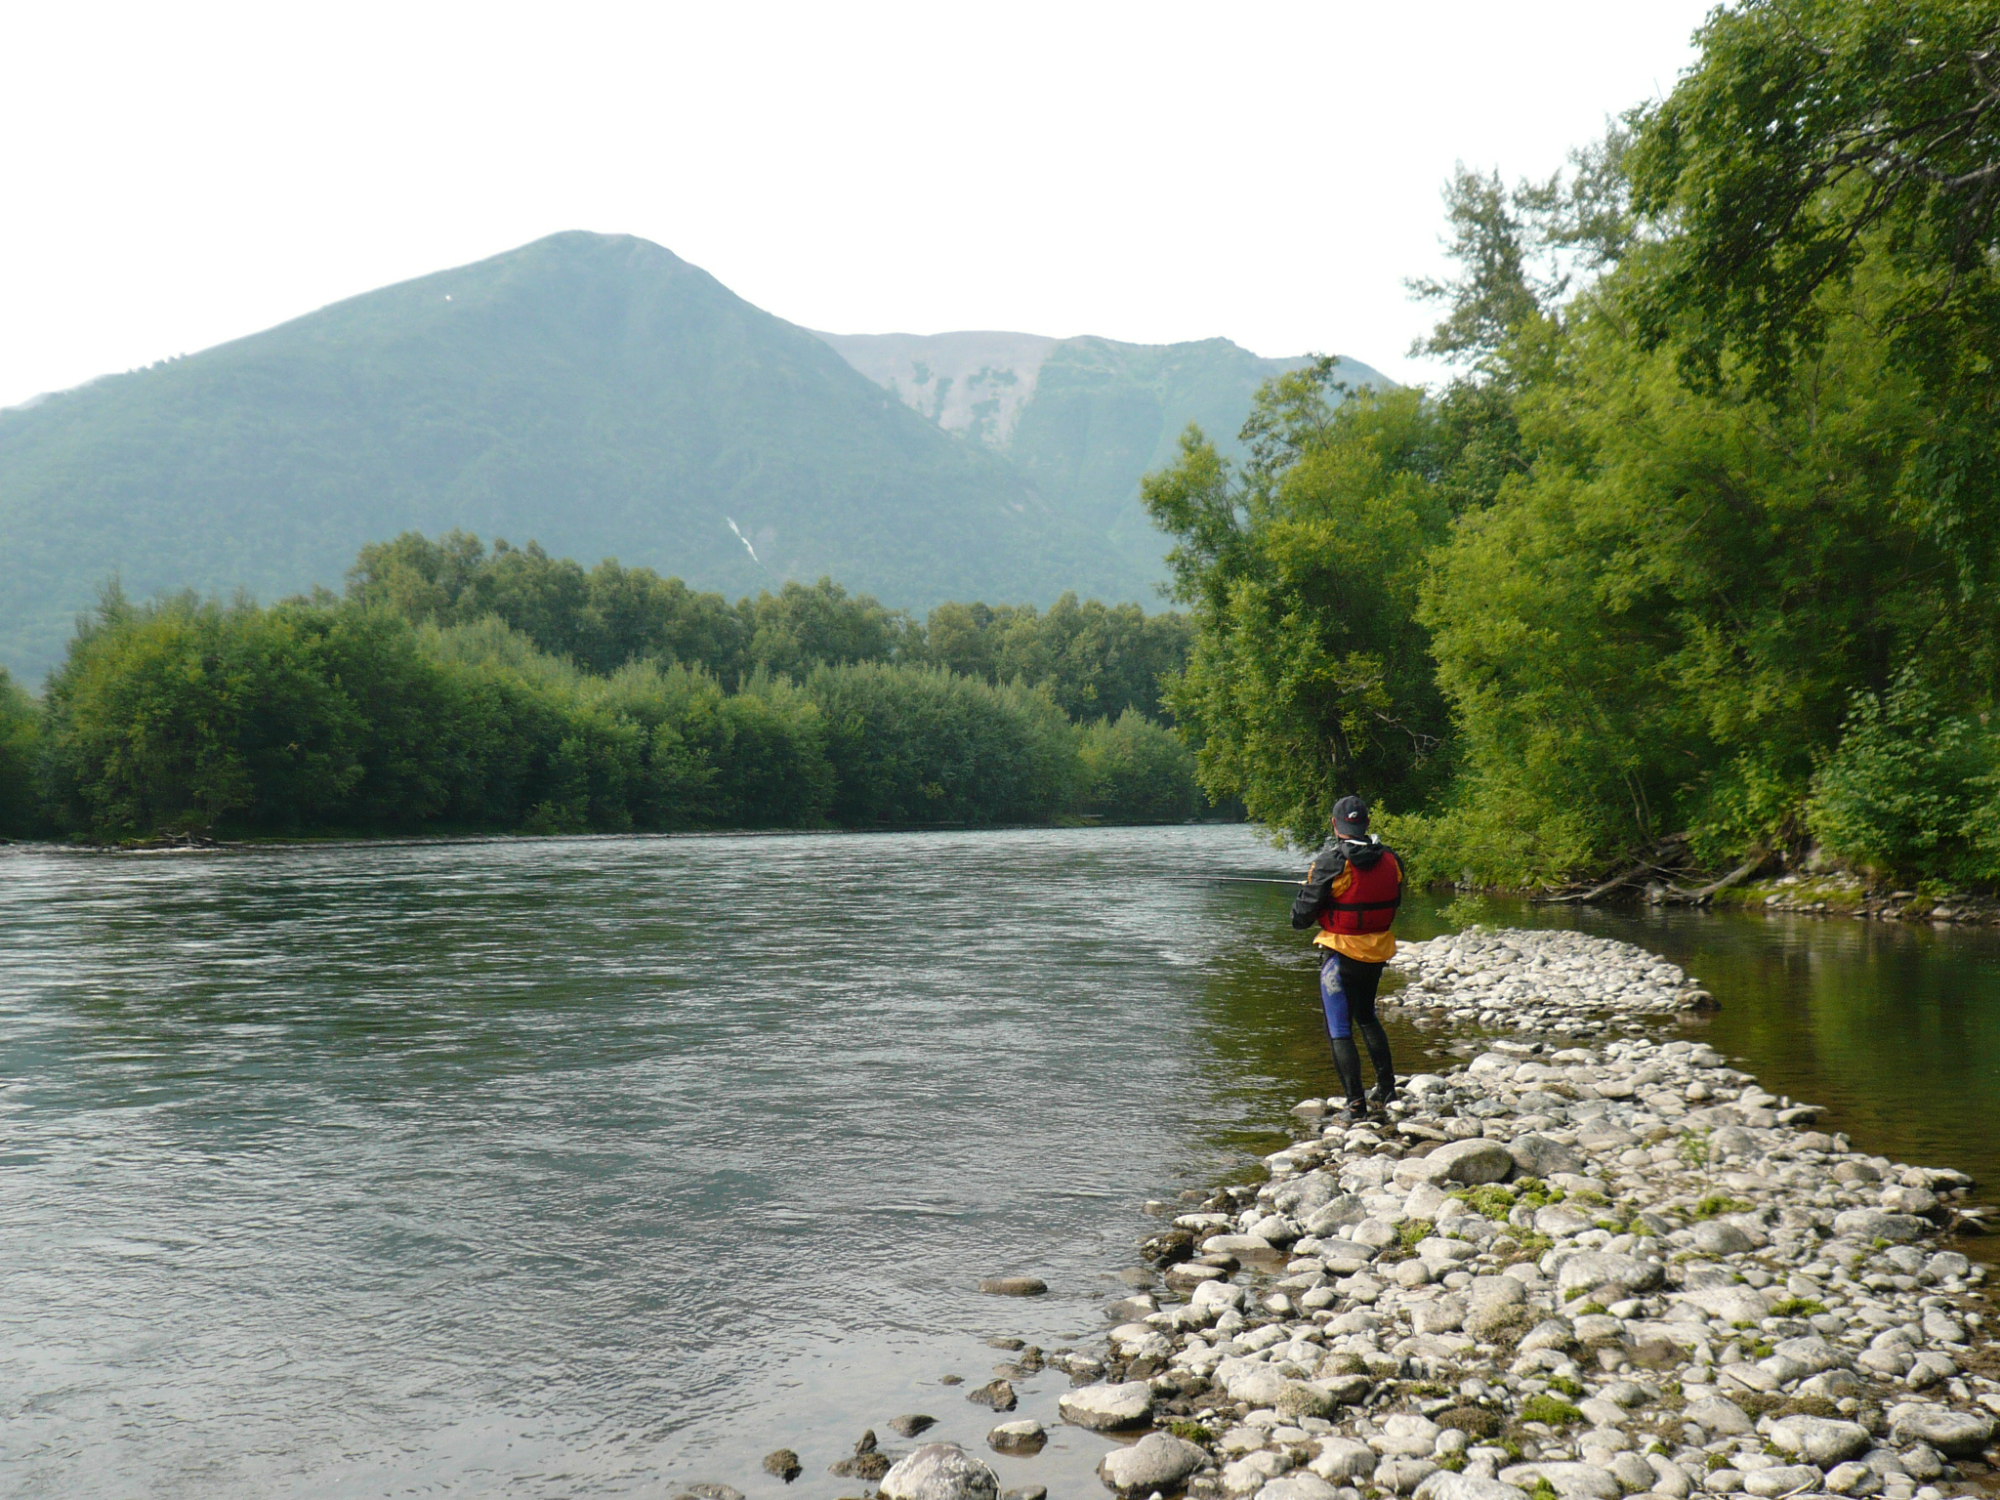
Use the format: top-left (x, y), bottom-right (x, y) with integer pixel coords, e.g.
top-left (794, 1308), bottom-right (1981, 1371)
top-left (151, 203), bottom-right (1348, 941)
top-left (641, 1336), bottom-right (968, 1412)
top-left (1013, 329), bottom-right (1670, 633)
top-left (1718, 878), bottom-right (2000, 929)
top-left (1005, 927), bottom-right (1999, 1500)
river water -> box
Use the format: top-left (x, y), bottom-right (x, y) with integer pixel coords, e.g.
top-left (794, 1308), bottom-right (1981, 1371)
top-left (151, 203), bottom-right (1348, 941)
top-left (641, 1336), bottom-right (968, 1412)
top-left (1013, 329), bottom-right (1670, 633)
top-left (1, 824), bottom-right (1994, 1498)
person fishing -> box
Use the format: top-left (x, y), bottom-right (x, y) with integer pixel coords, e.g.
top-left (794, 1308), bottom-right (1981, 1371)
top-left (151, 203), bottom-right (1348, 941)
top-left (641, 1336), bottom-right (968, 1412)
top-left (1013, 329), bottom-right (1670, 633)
top-left (1291, 794), bottom-right (1402, 1124)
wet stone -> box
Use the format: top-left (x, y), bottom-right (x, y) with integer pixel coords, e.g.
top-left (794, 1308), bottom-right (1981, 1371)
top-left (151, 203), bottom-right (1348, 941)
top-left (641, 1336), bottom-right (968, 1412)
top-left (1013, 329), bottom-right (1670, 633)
top-left (967, 1379), bottom-right (1017, 1412)
top-left (979, 1276), bottom-right (1049, 1297)
top-left (763, 1449), bottom-right (803, 1482)
top-left (987, 1420), bottom-right (1046, 1456)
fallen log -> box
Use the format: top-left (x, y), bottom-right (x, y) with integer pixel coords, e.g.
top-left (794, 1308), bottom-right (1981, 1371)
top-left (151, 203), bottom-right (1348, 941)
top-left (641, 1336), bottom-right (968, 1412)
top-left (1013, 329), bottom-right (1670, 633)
top-left (1670, 848), bottom-right (1769, 905)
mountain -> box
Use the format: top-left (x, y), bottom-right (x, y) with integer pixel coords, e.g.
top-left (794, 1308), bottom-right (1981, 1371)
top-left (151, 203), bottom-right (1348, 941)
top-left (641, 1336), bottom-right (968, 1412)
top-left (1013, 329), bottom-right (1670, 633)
top-left (0, 232), bottom-right (1389, 684)
top-left (817, 331), bottom-right (1387, 567)
top-left (0, 233), bottom-right (1139, 681)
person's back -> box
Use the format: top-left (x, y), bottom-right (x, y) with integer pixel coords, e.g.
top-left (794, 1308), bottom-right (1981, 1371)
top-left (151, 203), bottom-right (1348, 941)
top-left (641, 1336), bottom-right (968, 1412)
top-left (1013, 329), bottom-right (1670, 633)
top-left (1290, 794), bottom-right (1402, 1123)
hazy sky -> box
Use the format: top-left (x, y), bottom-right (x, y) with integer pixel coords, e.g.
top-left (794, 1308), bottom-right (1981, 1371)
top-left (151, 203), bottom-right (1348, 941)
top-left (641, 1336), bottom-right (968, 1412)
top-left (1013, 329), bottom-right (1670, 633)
top-left (0, 1), bottom-right (1719, 410)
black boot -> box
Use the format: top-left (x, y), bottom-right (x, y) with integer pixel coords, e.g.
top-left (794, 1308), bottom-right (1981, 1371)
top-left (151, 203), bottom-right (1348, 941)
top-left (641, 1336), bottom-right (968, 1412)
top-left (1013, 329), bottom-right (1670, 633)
top-left (1358, 1018), bottom-right (1397, 1112)
top-left (1329, 1035), bottom-right (1367, 1121)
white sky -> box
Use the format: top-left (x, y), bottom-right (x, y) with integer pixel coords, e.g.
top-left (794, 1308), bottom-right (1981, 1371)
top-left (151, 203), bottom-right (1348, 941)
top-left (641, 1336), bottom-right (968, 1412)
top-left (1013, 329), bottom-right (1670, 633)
top-left (0, 0), bottom-right (1719, 411)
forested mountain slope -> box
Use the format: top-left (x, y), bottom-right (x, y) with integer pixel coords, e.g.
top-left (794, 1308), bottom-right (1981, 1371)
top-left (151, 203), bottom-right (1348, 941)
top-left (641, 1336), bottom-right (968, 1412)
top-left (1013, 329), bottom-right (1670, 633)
top-left (819, 330), bottom-right (1387, 572)
top-left (0, 233), bottom-right (1145, 681)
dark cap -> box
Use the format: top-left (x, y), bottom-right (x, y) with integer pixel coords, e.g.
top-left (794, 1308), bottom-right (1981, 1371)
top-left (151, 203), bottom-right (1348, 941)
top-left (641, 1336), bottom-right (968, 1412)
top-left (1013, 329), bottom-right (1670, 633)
top-left (1332, 795), bottom-right (1370, 839)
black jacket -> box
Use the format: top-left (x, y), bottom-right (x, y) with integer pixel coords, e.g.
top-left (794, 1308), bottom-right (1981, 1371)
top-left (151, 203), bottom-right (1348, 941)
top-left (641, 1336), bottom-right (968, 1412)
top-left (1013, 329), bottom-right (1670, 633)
top-left (1290, 836), bottom-right (1394, 930)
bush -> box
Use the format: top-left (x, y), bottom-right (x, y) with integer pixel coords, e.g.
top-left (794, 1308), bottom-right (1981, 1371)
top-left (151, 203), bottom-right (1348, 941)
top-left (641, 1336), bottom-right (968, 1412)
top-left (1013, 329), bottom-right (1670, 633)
top-left (1809, 669), bottom-right (2000, 886)
top-left (1074, 710), bottom-right (1202, 823)
top-left (810, 662), bottom-right (1076, 826)
top-left (42, 594), bottom-right (367, 837)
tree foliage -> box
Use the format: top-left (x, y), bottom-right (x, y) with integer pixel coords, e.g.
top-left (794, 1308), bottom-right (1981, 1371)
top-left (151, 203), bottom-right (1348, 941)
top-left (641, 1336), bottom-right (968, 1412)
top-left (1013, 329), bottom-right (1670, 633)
top-left (18, 539), bottom-right (1203, 841)
top-left (1148, 0), bottom-right (2000, 893)
top-left (1144, 373), bottom-right (1454, 844)
top-left (0, 667), bottom-right (43, 836)
top-left (1629, 0), bottom-right (2000, 591)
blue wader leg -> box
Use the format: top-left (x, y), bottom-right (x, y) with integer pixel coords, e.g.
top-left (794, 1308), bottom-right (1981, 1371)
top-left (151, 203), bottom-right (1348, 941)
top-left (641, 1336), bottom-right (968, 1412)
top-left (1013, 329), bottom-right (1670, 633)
top-left (1319, 951), bottom-right (1367, 1104)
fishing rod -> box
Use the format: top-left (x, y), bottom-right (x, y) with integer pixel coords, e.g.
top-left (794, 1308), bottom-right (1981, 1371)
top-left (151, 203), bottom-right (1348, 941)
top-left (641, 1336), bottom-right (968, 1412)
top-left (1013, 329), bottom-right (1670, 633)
top-left (1194, 875), bottom-right (1305, 886)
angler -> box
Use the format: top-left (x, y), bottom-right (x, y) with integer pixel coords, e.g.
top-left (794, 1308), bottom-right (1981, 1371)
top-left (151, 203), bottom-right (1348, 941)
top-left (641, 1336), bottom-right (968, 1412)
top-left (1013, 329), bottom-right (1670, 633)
top-left (1290, 794), bottom-right (1403, 1124)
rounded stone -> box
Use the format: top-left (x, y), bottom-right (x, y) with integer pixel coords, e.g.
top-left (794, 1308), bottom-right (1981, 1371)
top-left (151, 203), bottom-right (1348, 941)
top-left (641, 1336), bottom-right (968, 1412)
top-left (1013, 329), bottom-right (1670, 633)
top-left (1256, 1478), bottom-right (1342, 1500)
top-left (1057, 1380), bottom-right (1154, 1431)
top-left (1768, 1415), bottom-right (1871, 1466)
top-left (881, 1444), bottom-right (1002, 1500)
top-left (1742, 1465), bottom-right (1821, 1498)
top-left (1889, 1406), bottom-right (1996, 1456)
top-left (1098, 1432), bottom-right (1206, 1494)
top-left (1509, 1134), bottom-right (1587, 1179)
top-left (1414, 1475), bottom-right (1531, 1500)
top-left (978, 1275), bottom-right (1048, 1296)
top-left (1498, 1462), bottom-right (1621, 1500)
top-left (988, 1420), bottom-right (1046, 1456)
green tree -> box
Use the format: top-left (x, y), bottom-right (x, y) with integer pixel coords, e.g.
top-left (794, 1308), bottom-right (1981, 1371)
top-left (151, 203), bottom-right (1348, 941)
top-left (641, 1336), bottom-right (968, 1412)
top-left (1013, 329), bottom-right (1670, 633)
top-left (1411, 256), bottom-right (1995, 883)
top-left (1628, 0), bottom-right (2000, 591)
top-left (1144, 374), bottom-right (1454, 844)
top-left (0, 667), bottom-right (41, 836)
top-left (1075, 711), bottom-right (1203, 823)
top-left (809, 663), bottom-right (1075, 826)
top-left (43, 595), bottom-right (366, 837)
top-left (740, 578), bottom-right (913, 679)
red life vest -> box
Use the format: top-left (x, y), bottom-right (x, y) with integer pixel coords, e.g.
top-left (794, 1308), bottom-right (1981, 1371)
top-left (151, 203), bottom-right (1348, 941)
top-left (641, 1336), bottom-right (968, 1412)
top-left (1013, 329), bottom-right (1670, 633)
top-left (1319, 849), bottom-right (1403, 935)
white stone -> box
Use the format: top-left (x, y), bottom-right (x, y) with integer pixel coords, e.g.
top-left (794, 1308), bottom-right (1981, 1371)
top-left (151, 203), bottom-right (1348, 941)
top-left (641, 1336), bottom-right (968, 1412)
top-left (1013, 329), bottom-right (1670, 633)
top-left (1413, 1475), bottom-right (1531, 1500)
top-left (880, 1444), bottom-right (1001, 1500)
top-left (1768, 1415), bottom-right (1871, 1466)
top-left (1100, 1433), bottom-right (1209, 1494)
top-left (1058, 1381), bottom-right (1154, 1431)
top-left (1498, 1463), bottom-right (1621, 1500)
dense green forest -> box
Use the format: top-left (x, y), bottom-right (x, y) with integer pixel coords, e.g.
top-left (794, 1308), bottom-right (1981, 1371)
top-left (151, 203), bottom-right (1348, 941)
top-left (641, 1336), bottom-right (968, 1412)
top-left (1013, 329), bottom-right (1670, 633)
top-left (0, 534), bottom-right (1203, 840)
top-left (1147, 0), bottom-right (2000, 893)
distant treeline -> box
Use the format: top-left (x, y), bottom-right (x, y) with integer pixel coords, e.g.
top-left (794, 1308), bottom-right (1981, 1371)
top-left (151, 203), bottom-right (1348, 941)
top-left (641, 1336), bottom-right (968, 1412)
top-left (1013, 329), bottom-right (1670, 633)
top-left (0, 532), bottom-right (1207, 840)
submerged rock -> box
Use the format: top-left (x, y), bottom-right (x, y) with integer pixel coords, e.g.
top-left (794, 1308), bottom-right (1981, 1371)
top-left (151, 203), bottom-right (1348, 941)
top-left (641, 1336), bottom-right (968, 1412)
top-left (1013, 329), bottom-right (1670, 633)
top-left (966, 1378), bottom-right (1016, 1411)
top-left (978, 1275), bottom-right (1048, 1296)
top-left (761, 1449), bottom-right (802, 1482)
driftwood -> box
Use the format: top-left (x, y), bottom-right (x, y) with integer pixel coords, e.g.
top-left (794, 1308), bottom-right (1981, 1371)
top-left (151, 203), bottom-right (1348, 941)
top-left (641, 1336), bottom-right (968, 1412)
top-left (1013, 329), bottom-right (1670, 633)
top-left (1541, 860), bottom-right (1655, 905)
top-left (1666, 848), bottom-right (1769, 905)
top-left (1539, 834), bottom-right (1693, 905)
top-left (1540, 839), bottom-right (1769, 907)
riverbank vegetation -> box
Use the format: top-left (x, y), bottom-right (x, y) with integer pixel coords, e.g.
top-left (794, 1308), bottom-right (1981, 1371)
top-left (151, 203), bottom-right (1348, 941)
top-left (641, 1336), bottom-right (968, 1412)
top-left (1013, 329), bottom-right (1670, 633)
top-left (0, 538), bottom-right (1204, 840)
top-left (1146, 0), bottom-right (2000, 895)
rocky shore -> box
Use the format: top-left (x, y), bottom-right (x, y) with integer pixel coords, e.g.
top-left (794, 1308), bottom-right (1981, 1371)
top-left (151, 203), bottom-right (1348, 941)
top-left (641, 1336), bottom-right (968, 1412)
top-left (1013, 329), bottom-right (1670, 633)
top-left (866, 927), bottom-right (1997, 1500)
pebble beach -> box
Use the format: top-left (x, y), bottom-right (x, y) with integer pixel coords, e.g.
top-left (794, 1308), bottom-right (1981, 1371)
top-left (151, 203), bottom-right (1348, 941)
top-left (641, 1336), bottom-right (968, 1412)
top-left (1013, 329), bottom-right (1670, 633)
top-left (862, 927), bottom-right (1999, 1500)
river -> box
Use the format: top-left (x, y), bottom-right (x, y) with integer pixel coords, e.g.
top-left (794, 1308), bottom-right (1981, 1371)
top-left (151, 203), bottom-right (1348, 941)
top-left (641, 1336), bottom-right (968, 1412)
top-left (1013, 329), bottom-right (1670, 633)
top-left (0, 824), bottom-right (1993, 1497)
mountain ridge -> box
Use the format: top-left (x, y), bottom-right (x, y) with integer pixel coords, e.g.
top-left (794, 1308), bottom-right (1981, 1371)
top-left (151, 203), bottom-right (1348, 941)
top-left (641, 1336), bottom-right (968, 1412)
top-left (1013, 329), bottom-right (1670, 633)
top-left (0, 232), bottom-right (1386, 682)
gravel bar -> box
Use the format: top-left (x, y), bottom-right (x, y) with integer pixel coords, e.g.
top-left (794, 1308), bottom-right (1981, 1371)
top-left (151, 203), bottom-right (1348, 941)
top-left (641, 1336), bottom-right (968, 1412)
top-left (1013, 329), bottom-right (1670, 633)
top-left (1044, 927), bottom-right (1998, 1500)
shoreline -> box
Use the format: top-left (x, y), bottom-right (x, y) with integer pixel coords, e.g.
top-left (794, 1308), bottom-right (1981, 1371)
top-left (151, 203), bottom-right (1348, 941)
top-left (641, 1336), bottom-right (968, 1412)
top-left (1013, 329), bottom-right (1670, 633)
top-left (1006, 926), bottom-right (2000, 1500)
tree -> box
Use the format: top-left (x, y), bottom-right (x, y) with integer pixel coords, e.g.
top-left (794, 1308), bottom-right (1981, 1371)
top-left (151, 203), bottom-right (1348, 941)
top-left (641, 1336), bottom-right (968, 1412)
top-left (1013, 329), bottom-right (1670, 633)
top-left (1144, 373), bottom-right (1454, 844)
top-left (0, 667), bottom-right (41, 836)
top-left (1628, 0), bottom-right (2000, 590)
top-left (740, 578), bottom-right (912, 679)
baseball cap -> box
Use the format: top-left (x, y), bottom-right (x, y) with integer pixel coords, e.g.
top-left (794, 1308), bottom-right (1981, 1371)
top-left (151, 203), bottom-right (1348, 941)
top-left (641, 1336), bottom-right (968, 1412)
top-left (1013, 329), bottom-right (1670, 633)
top-left (1332, 795), bottom-right (1371, 839)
